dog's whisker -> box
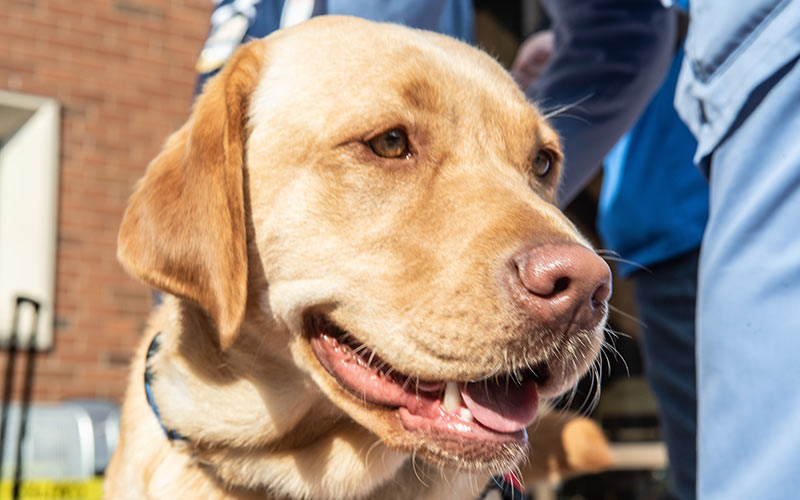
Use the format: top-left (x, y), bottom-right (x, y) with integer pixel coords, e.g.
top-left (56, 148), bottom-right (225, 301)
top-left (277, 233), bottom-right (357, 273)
top-left (608, 304), bottom-right (647, 328)
top-left (604, 325), bottom-right (632, 340)
top-left (601, 339), bottom-right (630, 377)
top-left (362, 438), bottom-right (384, 472)
top-left (438, 465), bottom-right (458, 496)
top-left (381, 447), bottom-right (389, 471)
top-left (601, 334), bottom-right (625, 362)
top-left (594, 364), bottom-right (604, 409)
top-left (599, 254), bottom-right (652, 274)
top-left (593, 359), bottom-right (604, 407)
top-left (410, 449), bottom-right (429, 487)
top-left (569, 357), bottom-right (581, 409)
top-left (599, 344), bottom-right (612, 377)
top-left (511, 463), bottom-right (524, 495)
top-left (581, 358), bottom-right (603, 415)
top-left (538, 93), bottom-right (592, 120)
top-left (595, 248), bottom-right (622, 257)
top-left (353, 344), bottom-right (371, 357)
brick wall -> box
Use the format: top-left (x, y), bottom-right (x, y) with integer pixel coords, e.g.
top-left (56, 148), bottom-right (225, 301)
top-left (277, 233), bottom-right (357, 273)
top-left (1, 0), bottom-right (213, 401)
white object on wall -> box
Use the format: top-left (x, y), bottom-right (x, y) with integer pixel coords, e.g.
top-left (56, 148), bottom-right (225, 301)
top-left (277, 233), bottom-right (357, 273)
top-left (0, 90), bottom-right (60, 351)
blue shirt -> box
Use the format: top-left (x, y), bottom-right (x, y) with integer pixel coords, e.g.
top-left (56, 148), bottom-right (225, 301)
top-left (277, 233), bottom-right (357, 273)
top-left (599, 49), bottom-right (708, 276)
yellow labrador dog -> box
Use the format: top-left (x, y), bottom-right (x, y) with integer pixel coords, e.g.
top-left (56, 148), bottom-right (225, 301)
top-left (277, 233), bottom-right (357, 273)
top-left (106, 16), bottom-right (613, 500)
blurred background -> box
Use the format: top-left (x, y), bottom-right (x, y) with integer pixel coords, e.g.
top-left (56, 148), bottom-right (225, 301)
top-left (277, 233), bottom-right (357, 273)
top-left (0, 1), bottom-right (670, 499)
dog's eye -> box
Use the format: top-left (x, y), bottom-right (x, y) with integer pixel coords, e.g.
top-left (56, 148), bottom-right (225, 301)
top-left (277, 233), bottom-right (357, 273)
top-left (532, 150), bottom-right (554, 177)
top-left (368, 129), bottom-right (410, 159)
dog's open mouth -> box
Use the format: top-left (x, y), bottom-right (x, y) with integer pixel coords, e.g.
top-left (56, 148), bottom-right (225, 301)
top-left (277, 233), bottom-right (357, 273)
top-left (307, 314), bottom-right (550, 445)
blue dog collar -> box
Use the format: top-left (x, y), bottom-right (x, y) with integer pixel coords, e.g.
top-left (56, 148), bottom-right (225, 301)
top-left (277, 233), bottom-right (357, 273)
top-left (144, 332), bottom-right (187, 442)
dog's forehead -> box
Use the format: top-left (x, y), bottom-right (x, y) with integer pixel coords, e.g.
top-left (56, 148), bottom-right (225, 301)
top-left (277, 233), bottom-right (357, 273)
top-left (252, 16), bottom-right (551, 142)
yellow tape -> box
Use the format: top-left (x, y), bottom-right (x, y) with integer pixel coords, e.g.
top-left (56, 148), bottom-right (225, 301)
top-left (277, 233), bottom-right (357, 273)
top-left (0, 478), bottom-right (103, 500)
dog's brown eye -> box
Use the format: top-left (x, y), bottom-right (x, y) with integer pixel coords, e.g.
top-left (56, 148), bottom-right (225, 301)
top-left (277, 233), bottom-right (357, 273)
top-left (368, 129), bottom-right (410, 159)
top-left (532, 150), bottom-right (554, 177)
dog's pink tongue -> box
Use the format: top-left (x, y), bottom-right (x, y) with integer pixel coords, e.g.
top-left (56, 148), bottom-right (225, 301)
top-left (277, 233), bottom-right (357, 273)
top-left (460, 379), bottom-right (539, 433)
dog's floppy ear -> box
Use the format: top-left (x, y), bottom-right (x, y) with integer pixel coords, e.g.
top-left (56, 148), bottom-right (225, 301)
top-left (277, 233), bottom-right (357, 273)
top-left (118, 40), bottom-right (266, 350)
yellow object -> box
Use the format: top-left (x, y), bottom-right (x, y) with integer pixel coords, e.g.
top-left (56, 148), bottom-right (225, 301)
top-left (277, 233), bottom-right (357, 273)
top-left (0, 478), bottom-right (103, 500)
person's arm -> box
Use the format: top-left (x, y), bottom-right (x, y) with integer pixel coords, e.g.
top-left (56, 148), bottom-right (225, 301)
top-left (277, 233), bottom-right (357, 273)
top-left (326, 0), bottom-right (472, 41)
top-left (524, 0), bottom-right (677, 206)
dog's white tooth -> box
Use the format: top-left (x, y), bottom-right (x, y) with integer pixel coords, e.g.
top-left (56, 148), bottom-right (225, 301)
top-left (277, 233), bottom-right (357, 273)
top-left (442, 382), bottom-right (462, 412)
top-left (457, 408), bottom-right (473, 423)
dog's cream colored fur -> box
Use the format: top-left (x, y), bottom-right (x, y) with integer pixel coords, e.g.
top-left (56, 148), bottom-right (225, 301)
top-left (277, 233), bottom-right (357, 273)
top-left (106, 16), bottom-right (612, 500)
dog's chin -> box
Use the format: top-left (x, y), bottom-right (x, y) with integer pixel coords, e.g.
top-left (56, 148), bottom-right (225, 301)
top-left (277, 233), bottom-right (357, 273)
top-left (301, 312), bottom-right (585, 474)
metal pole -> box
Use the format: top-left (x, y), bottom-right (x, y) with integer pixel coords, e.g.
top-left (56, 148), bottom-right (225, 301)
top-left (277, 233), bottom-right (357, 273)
top-left (11, 297), bottom-right (40, 500)
top-left (0, 297), bottom-right (24, 486)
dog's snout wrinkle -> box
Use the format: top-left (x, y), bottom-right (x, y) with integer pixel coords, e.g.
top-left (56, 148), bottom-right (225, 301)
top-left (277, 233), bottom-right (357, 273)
top-left (509, 243), bottom-right (612, 332)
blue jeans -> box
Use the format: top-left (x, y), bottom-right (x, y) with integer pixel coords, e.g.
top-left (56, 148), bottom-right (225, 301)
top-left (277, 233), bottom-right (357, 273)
top-left (695, 54), bottom-right (800, 499)
top-left (634, 249), bottom-right (698, 500)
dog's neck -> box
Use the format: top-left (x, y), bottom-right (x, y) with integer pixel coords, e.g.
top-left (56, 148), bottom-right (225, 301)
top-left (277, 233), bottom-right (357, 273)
top-left (147, 299), bottom-right (331, 443)
top-left (145, 298), bottom-right (441, 499)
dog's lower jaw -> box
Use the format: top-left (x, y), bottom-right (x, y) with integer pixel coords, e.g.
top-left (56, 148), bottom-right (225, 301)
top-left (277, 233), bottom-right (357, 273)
top-left (200, 430), bottom-right (492, 500)
top-left (196, 419), bottom-right (411, 500)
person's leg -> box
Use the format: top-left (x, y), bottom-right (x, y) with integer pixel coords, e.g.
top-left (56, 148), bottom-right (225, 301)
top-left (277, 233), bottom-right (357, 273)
top-left (697, 56), bottom-right (800, 499)
top-left (634, 249), bottom-right (698, 500)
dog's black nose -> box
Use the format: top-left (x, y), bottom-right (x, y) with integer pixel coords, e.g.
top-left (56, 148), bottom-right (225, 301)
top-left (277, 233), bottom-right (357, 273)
top-left (509, 243), bottom-right (612, 329)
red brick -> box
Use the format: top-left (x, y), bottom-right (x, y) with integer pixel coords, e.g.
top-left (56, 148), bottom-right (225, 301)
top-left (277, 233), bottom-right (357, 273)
top-left (1, 0), bottom-right (212, 403)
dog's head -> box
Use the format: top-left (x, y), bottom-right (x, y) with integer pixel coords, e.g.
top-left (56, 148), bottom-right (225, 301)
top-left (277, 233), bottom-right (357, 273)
top-left (118, 16), bottom-right (610, 476)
